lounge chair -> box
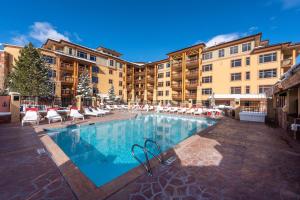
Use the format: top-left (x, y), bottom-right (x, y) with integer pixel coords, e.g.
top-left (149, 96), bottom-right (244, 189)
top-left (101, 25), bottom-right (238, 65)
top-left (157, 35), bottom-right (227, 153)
top-left (163, 107), bottom-right (171, 112)
top-left (170, 107), bottom-right (178, 113)
top-left (70, 108), bottom-right (85, 120)
top-left (46, 109), bottom-right (62, 124)
top-left (178, 108), bottom-right (187, 114)
top-left (149, 106), bottom-right (154, 111)
top-left (143, 104), bottom-right (149, 112)
top-left (84, 108), bottom-right (101, 117)
top-left (156, 106), bottom-right (164, 113)
top-left (91, 108), bottom-right (107, 116)
top-left (186, 108), bottom-right (195, 114)
top-left (97, 107), bottom-right (110, 114)
top-left (194, 108), bottom-right (203, 115)
top-left (22, 108), bottom-right (40, 126)
top-left (106, 105), bottom-right (114, 110)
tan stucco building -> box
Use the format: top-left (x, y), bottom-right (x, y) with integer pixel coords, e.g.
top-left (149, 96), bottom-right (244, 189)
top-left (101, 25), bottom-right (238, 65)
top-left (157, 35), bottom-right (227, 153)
top-left (1, 33), bottom-right (300, 107)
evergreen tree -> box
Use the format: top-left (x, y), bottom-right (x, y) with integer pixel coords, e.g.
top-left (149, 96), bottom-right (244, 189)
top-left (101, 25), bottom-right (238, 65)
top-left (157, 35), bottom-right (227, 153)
top-left (108, 84), bottom-right (116, 101)
top-left (77, 70), bottom-right (92, 98)
top-left (8, 43), bottom-right (53, 97)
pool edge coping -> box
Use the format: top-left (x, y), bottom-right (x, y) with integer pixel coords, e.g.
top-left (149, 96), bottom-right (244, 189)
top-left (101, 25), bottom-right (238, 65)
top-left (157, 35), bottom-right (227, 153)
top-left (35, 113), bottom-right (222, 200)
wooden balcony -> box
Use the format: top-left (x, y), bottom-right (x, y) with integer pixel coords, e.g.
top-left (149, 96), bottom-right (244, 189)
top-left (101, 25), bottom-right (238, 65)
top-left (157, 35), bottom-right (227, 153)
top-left (186, 72), bottom-right (199, 79)
top-left (135, 87), bottom-right (145, 91)
top-left (147, 70), bottom-right (155, 75)
top-left (147, 85), bottom-right (154, 91)
top-left (172, 94), bottom-right (182, 101)
top-left (60, 63), bottom-right (74, 71)
top-left (186, 59), bottom-right (199, 69)
top-left (61, 76), bottom-right (74, 84)
top-left (147, 94), bottom-right (153, 100)
top-left (186, 83), bottom-right (198, 90)
top-left (171, 84), bottom-right (182, 91)
top-left (134, 71), bottom-right (145, 77)
top-left (126, 85), bottom-right (133, 90)
top-left (135, 79), bottom-right (145, 84)
top-left (147, 77), bottom-right (155, 83)
top-left (172, 73), bottom-right (182, 81)
top-left (172, 62), bottom-right (182, 71)
top-left (186, 93), bottom-right (197, 99)
top-left (281, 58), bottom-right (293, 68)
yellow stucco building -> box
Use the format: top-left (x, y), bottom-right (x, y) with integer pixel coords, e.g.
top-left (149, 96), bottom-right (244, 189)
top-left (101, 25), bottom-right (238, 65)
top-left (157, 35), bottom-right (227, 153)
top-left (1, 33), bottom-right (300, 107)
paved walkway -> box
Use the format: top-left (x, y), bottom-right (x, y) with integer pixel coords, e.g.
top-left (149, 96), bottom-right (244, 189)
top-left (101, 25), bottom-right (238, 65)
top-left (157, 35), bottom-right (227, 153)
top-left (1, 114), bottom-right (300, 200)
top-left (108, 118), bottom-right (300, 200)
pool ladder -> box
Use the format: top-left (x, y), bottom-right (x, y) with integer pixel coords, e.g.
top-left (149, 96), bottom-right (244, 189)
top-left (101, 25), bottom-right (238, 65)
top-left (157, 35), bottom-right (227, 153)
top-left (131, 139), bottom-right (165, 176)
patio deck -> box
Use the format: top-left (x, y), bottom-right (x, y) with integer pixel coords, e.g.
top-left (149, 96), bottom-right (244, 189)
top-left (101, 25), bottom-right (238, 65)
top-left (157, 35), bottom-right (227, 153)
top-left (0, 112), bottom-right (300, 200)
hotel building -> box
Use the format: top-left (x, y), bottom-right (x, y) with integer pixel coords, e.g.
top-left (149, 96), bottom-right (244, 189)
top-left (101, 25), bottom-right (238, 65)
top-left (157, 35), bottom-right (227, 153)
top-left (1, 33), bottom-right (299, 107)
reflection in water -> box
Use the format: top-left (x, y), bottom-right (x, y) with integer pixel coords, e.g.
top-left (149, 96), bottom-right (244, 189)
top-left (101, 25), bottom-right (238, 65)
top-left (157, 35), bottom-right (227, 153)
top-left (48, 114), bottom-right (216, 187)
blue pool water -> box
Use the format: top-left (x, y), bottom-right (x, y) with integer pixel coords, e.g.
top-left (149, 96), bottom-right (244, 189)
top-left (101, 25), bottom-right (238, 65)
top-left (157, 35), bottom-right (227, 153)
top-left (46, 114), bottom-right (216, 187)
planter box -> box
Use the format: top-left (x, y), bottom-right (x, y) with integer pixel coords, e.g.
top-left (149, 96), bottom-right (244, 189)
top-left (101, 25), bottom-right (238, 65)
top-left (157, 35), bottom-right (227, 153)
top-left (239, 111), bottom-right (266, 123)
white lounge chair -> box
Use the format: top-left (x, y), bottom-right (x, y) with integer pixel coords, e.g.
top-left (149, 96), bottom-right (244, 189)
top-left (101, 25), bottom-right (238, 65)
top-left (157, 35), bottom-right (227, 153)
top-left (149, 106), bottom-right (154, 111)
top-left (186, 108), bottom-right (195, 114)
top-left (178, 108), bottom-right (187, 114)
top-left (70, 108), bottom-right (84, 120)
top-left (22, 109), bottom-right (40, 126)
top-left (91, 108), bottom-right (106, 116)
top-left (106, 105), bottom-right (114, 110)
top-left (156, 106), bottom-right (164, 113)
top-left (97, 107), bottom-right (110, 114)
top-left (163, 107), bottom-right (171, 112)
top-left (194, 108), bottom-right (203, 115)
top-left (46, 109), bottom-right (62, 124)
top-left (84, 108), bottom-right (101, 117)
top-left (143, 104), bottom-right (149, 112)
top-left (170, 107), bottom-right (178, 113)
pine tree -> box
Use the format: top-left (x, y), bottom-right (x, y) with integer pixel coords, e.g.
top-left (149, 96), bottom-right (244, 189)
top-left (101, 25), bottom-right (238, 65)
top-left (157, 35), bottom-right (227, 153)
top-left (108, 84), bottom-right (116, 101)
top-left (8, 43), bottom-right (53, 97)
top-left (77, 70), bottom-right (92, 98)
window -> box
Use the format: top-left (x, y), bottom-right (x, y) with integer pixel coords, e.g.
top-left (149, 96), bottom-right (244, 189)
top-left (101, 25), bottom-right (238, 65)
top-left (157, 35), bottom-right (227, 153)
top-left (158, 64), bottom-right (164, 70)
top-left (165, 90), bottom-right (169, 96)
top-left (109, 69), bottom-right (113, 74)
top-left (166, 72), bottom-right (170, 77)
top-left (259, 85), bottom-right (272, 94)
top-left (158, 73), bottom-right (164, 78)
top-left (119, 63), bottom-right (123, 68)
top-left (259, 53), bottom-right (277, 63)
top-left (245, 86), bottom-right (250, 94)
top-left (43, 56), bottom-right (56, 64)
top-left (202, 88), bottom-right (212, 95)
top-left (119, 90), bottom-right (122, 95)
top-left (202, 64), bottom-right (212, 72)
top-left (202, 76), bottom-right (212, 83)
top-left (92, 66), bottom-right (99, 73)
top-left (231, 73), bottom-right (242, 81)
top-left (77, 51), bottom-right (87, 59)
top-left (166, 63), bottom-right (170, 68)
top-left (202, 52), bottom-right (212, 60)
top-left (119, 72), bottom-right (122, 77)
top-left (218, 49), bottom-right (225, 57)
top-left (230, 46), bottom-right (238, 54)
top-left (231, 87), bottom-right (241, 94)
top-left (109, 60), bottom-right (114, 66)
top-left (48, 70), bottom-right (56, 78)
top-left (166, 81), bottom-right (170, 86)
top-left (158, 82), bottom-right (164, 87)
top-left (158, 91), bottom-right (163, 96)
top-left (119, 81), bottom-right (122, 86)
top-left (242, 43), bottom-right (251, 52)
top-left (90, 55), bottom-right (96, 61)
top-left (109, 79), bottom-right (113, 84)
top-left (68, 48), bottom-right (73, 55)
top-left (92, 76), bottom-right (98, 83)
top-left (231, 59), bottom-right (242, 67)
top-left (259, 69), bottom-right (277, 78)
top-left (245, 71), bottom-right (250, 80)
top-left (246, 57), bottom-right (250, 66)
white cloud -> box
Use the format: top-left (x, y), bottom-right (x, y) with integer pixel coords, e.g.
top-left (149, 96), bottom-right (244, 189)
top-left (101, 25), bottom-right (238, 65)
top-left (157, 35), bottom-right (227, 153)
top-left (205, 33), bottom-right (240, 47)
top-left (12, 35), bottom-right (28, 46)
top-left (282, 0), bottom-right (300, 9)
top-left (29, 22), bottom-right (69, 43)
top-left (73, 32), bottom-right (82, 42)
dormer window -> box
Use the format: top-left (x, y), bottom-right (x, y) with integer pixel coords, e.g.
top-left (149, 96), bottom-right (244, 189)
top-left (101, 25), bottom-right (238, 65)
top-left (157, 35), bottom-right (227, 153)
top-left (77, 51), bottom-right (87, 59)
top-left (90, 55), bottom-right (96, 61)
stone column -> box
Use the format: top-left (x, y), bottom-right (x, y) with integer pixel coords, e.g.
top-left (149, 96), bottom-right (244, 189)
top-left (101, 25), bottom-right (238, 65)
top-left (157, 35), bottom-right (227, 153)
top-left (9, 92), bottom-right (20, 123)
top-left (76, 95), bottom-right (82, 111)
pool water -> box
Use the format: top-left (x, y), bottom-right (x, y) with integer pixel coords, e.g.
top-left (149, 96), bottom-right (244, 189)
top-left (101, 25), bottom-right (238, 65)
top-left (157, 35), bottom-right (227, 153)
top-left (46, 114), bottom-right (216, 187)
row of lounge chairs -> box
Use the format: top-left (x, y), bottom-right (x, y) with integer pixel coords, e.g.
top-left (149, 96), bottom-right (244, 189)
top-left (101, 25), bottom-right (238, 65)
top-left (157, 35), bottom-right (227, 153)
top-left (156, 106), bottom-right (222, 116)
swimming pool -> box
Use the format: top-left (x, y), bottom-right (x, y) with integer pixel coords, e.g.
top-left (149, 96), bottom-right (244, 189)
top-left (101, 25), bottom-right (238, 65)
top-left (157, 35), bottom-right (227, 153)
top-left (46, 114), bottom-right (216, 187)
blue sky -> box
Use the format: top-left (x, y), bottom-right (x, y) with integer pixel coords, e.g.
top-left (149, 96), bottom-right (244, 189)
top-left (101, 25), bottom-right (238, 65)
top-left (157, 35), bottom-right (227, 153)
top-left (0, 0), bottom-right (299, 62)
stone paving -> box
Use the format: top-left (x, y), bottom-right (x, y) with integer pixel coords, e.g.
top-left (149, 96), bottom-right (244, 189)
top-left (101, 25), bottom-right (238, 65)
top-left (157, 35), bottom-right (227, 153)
top-left (1, 113), bottom-right (300, 200)
top-left (108, 118), bottom-right (300, 200)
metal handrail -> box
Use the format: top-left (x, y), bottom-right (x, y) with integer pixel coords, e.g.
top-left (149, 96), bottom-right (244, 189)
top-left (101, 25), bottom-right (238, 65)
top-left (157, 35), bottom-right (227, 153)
top-left (144, 139), bottom-right (165, 165)
top-left (131, 144), bottom-right (152, 176)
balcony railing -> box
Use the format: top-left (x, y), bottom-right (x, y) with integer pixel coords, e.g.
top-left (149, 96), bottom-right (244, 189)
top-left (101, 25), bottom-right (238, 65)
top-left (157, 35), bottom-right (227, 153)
top-left (147, 78), bottom-right (155, 83)
top-left (147, 85), bottom-right (154, 90)
top-left (60, 63), bottom-right (74, 71)
top-left (171, 84), bottom-right (182, 91)
top-left (172, 73), bottom-right (182, 80)
top-left (172, 62), bottom-right (182, 71)
top-left (186, 72), bottom-right (199, 79)
top-left (134, 71), bottom-right (145, 77)
top-left (281, 58), bottom-right (293, 67)
top-left (136, 79), bottom-right (145, 84)
top-left (61, 76), bottom-right (74, 83)
top-left (186, 59), bottom-right (199, 69)
top-left (186, 83), bottom-right (198, 89)
top-left (147, 70), bottom-right (155, 75)
top-left (172, 94), bottom-right (182, 101)
top-left (186, 93), bottom-right (197, 99)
